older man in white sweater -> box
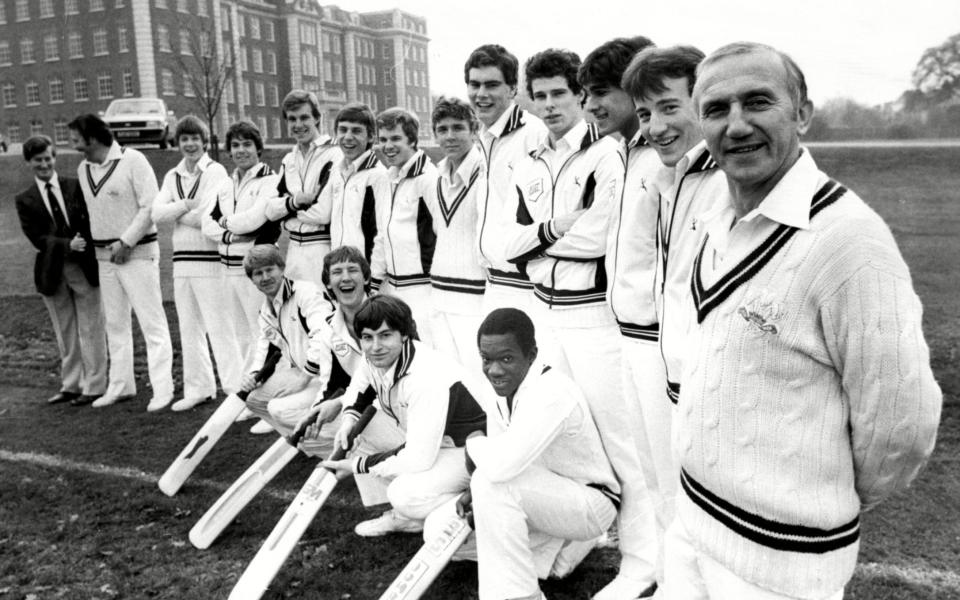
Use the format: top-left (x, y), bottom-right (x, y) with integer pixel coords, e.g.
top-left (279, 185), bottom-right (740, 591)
top-left (662, 42), bottom-right (942, 600)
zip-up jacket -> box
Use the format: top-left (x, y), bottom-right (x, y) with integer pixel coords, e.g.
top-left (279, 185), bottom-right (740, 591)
top-left (476, 104), bottom-right (547, 291)
top-left (370, 150), bottom-right (438, 291)
top-left (503, 121), bottom-right (623, 318)
top-left (339, 339), bottom-right (486, 479)
top-left (264, 136), bottom-right (342, 247)
top-left (307, 150), bottom-right (388, 262)
top-left (152, 154), bottom-right (228, 277)
top-left (201, 162), bottom-right (280, 272)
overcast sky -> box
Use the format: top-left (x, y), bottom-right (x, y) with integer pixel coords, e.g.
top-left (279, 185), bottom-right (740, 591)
top-left (346, 0), bottom-right (958, 107)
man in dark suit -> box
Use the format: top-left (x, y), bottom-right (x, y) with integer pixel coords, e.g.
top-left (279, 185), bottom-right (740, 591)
top-left (15, 135), bottom-right (107, 405)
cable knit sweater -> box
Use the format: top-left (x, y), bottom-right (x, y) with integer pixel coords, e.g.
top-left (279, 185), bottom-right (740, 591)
top-left (675, 151), bottom-right (942, 598)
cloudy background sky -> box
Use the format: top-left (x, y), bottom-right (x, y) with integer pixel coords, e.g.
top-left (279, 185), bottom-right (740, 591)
top-left (347, 0), bottom-right (958, 107)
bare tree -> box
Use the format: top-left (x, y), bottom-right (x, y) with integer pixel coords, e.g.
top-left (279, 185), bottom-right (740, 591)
top-left (175, 22), bottom-right (233, 159)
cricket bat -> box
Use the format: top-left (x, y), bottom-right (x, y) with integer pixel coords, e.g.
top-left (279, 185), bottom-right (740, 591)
top-left (227, 406), bottom-right (377, 600)
top-left (378, 512), bottom-right (473, 600)
top-left (158, 346), bottom-right (283, 497)
top-left (188, 435), bottom-right (300, 550)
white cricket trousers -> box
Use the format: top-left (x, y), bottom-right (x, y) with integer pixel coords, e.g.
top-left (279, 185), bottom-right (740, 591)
top-left (471, 466), bottom-right (618, 600)
top-left (430, 303), bottom-right (483, 381)
top-left (98, 257), bottom-right (173, 400)
top-left (377, 281), bottom-right (434, 345)
top-left (222, 271), bottom-right (263, 360)
top-left (659, 517), bottom-right (844, 600)
top-left (351, 409), bottom-right (469, 520)
top-left (284, 240), bottom-right (329, 288)
top-left (535, 305), bottom-right (658, 585)
top-left (245, 365), bottom-right (338, 456)
top-left (622, 336), bottom-right (677, 579)
top-left (174, 276), bottom-right (244, 398)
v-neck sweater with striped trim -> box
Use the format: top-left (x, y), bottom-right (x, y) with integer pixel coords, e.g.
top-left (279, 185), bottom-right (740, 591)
top-left (674, 154), bottom-right (941, 598)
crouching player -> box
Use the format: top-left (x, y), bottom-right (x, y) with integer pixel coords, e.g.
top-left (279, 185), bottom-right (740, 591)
top-left (452, 308), bottom-right (620, 600)
top-left (241, 245), bottom-right (336, 439)
top-left (319, 295), bottom-right (486, 536)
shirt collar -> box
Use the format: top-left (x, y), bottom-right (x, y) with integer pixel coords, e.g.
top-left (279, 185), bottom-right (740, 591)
top-left (175, 153), bottom-right (212, 176)
top-left (536, 119), bottom-right (588, 158)
top-left (235, 161), bottom-right (266, 185)
top-left (294, 134), bottom-right (332, 158)
top-left (482, 103), bottom-right (519, 139)
top-left (742, 149), bottom-right (818, 230)
top-left (389, 150), bottom-right (426, 181)
top-left (440, 145), bottom-right (483, 186)
top-left (103, 141), bottom-right (124, 163)
top-left (35, 173), bottom-right (60, 193)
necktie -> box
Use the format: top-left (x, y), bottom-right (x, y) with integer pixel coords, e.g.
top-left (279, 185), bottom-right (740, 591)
top-left (45, 182), bottom-right (70, 234)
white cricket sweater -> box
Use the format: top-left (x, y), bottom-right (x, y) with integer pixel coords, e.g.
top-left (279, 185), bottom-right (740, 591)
top-left (427, 145), bottom-right (488, 312)
top-left (152, 154), bottom-right (228, 278)
top-left (675, 151), bottom-right (942, 598)
top-left (77, 142), bottom-right (159, 261)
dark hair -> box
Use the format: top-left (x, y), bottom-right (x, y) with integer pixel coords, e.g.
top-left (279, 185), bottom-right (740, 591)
top-left (524, 48), bottom-right (582, 98)
top-left (225, 120), bottom-right (264, 156)
top-left (22, 135), bottom-right (55, 161)
top-left (376, 107), bottom-right (419, 148)
top-left (67, 114), bottom-right (114, 146)
top-left (464, 44), bottom-right (519, 87)
top-left (696, 42), bottom-right (808, 109)
top-left (622, 45), bottom-right (705, 100)
top-left (353, 295), bottom-right (418, 340)
top-left (322, 245), bottom-right (371, 290)
top-left (335, 103), bottom-right (377, 147)
top-left (174, 114), bottom-right (210, 145)
top-left (431, 96), bottom-right (478, 134)
top-left (282, 89), bottom-right (322, 120)
top-left (477, 308), bottom-right (537, 357)
top-left (578, 36), bottom-right (655, 90)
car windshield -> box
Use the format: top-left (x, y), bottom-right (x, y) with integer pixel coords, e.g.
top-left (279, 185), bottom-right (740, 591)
top-left (105, 100), bottom-right (164, 116)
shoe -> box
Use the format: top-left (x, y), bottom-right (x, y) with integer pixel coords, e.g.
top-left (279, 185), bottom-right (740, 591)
top-left (592, 575), bottom-right (658, 600)
top-left (92, 394), bottom-right (133, 408)
top-left (354, 510), bottom-right (424, 537)
top-left (71, 394), bottom-right (100, 406)
top-left (48, 391), bottom-right (79, 405)
top-left (146, 396), bottom-right (173, 412)
top-left (549, 536), bottom-right (600, 579)
top-left (235, 407), bottom-right (257, 422)
top-left (249, 419), bottom-right (274, 434)
top-left (171, 396), bottom-right (212, 412)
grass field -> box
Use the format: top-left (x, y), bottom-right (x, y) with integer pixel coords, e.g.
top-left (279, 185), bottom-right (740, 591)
top-left (1, 145), bottom-right (958, 600)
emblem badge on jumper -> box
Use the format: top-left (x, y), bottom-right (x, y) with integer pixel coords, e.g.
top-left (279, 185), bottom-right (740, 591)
top-left (527, 179), bottom-right (544, 203)
top-left (738, 290), bottom-right (784, 335)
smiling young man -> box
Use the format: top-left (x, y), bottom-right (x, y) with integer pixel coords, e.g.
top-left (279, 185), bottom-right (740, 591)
top-left (15, 135), bottom-right (107, 407)
top-left (657, 42), bottom-right (942, 600)
top-left (200, 120), bottom-right (281, 363)
top-left (459, 308), bottom-right (619, 600)
top-left (306, 103), bottom-right (388, 264)
top-left (152, 116), bottom-right (243, 413)
top-left (425, 97), bottom-right (487, 374)
top-left (320, 295), bottom-right (486, 537)
top-left (68, 114), bottom-right (173, 411)
top-left (501, 49), bottom-right (651, 595)
top-left (263, 90), bottom-right (343, 286)
top-left (369, 107), bottom-right (438, 344)
top-left (464, 44), bottom-right (548, 315)
top-left (578, 36), bottom-right (663, 600)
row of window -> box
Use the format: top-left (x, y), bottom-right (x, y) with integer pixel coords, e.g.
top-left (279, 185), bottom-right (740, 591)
top-left (5, 118), bottom-right (73, 145)
top-left (155, 0), bottom-right (209, 16)
top-left (1, 72), bottom-right (135, 107)
top-left (236, 46), bottom-right (278, 75)
top-left (405, 68), bottom-right (428, 88)
top-left (403, 43), bottom-right (428, 64)
top-left (0, 28), bottom-right (128, 66)
top-left (405, 93), bottom-right (430, 114)
top-left (0, 0), bottom-right (125, 23)
top-left (222, 7), bottom-right (275, 42)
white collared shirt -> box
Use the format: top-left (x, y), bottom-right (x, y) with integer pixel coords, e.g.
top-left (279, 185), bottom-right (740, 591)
top-left (538, 120), bottom-right (587, 174)
top-left (35, 173), bottom-right (70, 227)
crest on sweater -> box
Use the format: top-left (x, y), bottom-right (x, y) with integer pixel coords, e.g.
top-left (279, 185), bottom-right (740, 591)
top-left (738, 290), bottom-right (783, 335)
top-left (527, 178), bottom-right (544, 203)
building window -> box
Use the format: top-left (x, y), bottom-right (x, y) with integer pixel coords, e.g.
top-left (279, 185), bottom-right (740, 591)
top-left (122, 69), bottom-right (134, 96)
top-left (93, 28), bottom-right (109, 56)
top-left (118, 27), bottom-right (129, 53)
top-left (15, 0), bottom-right (28, 22)
top-left (333, 35), bottom-right (341, 54)
top-left (90, 0), bottom-right (105, 11)
top-left (161, 69), bottom-right (175, 95)
top-left (65, 0), bottom-right (78, 15)
top-left (258, 116), bottom-right (268, 140)
top-left (239, 46), bottom-right (247, 71)
top-left (74, 77), bottom-right (88, 101)
top-left (237, 12), bottom-right (245, 36)
top-left (54, 119), bottom-right (69, 144)
top-left (40, 0), bottom-right (54, 18)
top-left (31, 120), bottom-right (44, 137)
top-left (177, 0), bottom-right (188, 12)
top-left (158, 25), bottom-right (171, 52)
top-left (49, 77), bottom-right (64, 103)
top-left (322, 33), bottom-right (330, 53)
top-left (179, 30), bottom-right (192, 55)
top-left (197, 0), bottom-right (208, 16)
top-left (266, 51), bottom-right (276, 74)
top-left (184, 80), bottom-right (195, 97)
top-left (25, 81), bottom-right (41, 105)
top-left (0, 2), bottom-right (6, 24)
top-left (199, 31), bottom-right (211, 57)
top-left (0, 42), bottom-right (10, 66)
top-left (97, 74), bottom-right (113, 99)
top-left (249, 16), bottom-right (260, 40)
top-left (69, 32), bottom-right (83, 58)
top-left (299, 22), bottom-right (315, 46)
top-left (322, 58), bottom-right (331, 81)
top-left (20, 38), bottom-right (35, 64)
top-left (271, 117), bottom-right (281, 140)
top-left (2, 83), bottom-right (16, 107)
top-left (265, 21), bottom-right (274, 42)
top-left (7, 124), bottom-right (21, 143)
top-left (252, 48), bottom-right (262, 73)
top-left (269, 84), bottom-right (278, 106)
top-left (334, 63), bottom-right (342, 84)
top-left (254, 82), bottom-right (265, 106)
top-left (220, 6), bottom-right (229, 30)
top-left (224, 81), bottom-right (234, 104)
top-left (116, 0), bottom-right (126, 7)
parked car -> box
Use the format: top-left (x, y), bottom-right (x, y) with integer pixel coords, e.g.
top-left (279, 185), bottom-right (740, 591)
top-left (101, 98), bottom-right (176, 149)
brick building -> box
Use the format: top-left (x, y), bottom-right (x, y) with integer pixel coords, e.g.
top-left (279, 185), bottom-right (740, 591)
top-left (0, 0), bottom-right (431, 147)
